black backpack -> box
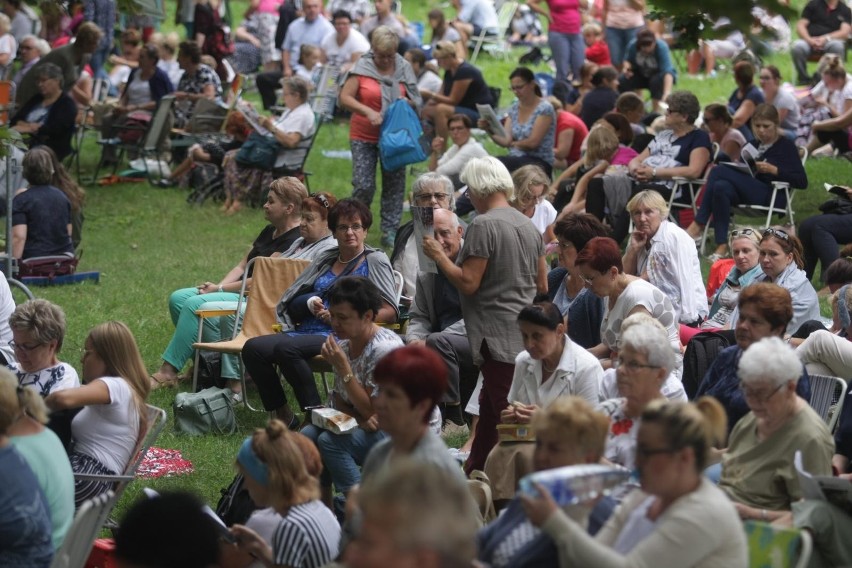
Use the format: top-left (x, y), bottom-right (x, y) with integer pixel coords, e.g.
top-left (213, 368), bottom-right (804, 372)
top-left (215, 473), bottom-right (259, 527)
top-left (682, 330), bottom-right (736, 399)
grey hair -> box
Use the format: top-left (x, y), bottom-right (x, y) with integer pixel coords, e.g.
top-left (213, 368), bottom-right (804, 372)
top-left (738, 336), bottom-right (800, 388)
top-left (460, 157), bottom-right (515, 200)
top-left (620, 317), bottom-right (676, 374)
top-left (22, 146), bottom-right (56, 185)
top-left (8, 299), bottom-right (67, 351)
top-left (34, 38), bottom-right (51, 56)
top-left (665, 90), bottom-right (701, 124)
top-left (36, 62), bottom-right (64, 88)
top-left (281, 76), bottom-right (309, 103)
top-left (433, 208), bottom-right (460, 231)
top-left (410, 172), bottom-right (456, 211)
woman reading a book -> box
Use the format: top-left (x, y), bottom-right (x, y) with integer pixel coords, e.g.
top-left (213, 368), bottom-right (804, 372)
top-left (686, 104), bottom-right (808, 261)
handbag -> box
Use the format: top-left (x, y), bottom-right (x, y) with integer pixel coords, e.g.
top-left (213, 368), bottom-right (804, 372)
top-left (819, 197), bottom-right (852, 215)
top-left (117, 110), bottom-right (152, 144)
top-left (379, 98), bottom-right (427, 171)
top-left (236, 132), bottom-right (281, 169)
top-left (18, 254), bottom-right (78, 279)
top-left (173, 387), bottom-right (235, 435)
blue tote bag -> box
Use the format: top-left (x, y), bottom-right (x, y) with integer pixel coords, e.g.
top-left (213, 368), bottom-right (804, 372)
top-left (379, 98), bottom-right (427, 171)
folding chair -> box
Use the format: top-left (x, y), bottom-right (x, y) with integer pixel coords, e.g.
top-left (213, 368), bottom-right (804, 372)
top-left (191, 257), bottom-right (311, 410)
top-left (73, 404), bottom-right (167, 530)
top-left (699, 146), bottom-right (809, 254)
top-left (667, 142), bottom-right (720, 224)
top-left (0, 79), bottom-right (13, 125)
top-left (744, 520), bottom-right (812, 568)
top-left (72, 78), bottom-right (111, 182)
top-left (93, 95), bottom-right (176, 185)
top-left (470, 1), bottom-right (517, 64)
top-left (808, 374), bottom-right (848, 433)
top-left (50, 491), bottom-right (115, 568)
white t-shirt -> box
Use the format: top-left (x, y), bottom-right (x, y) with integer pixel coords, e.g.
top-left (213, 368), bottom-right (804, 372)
top-left (0, 33), bottom-right (17, 59)
top-left (811, 76), bottom-right (852, 117)
top-left (125, 73), bottom-right (153, 106)
top-left (417, 69), bottom-right (443, 94)
top-left (158, 59), bottom-right (183, 89)
top-left (10, 361), bottom-right (80, 397)
top-left (321, 28), bottom-right (369, 68)
top-left (530, 201), bottom-right (557, 236)
top-left (245, 508), bottom-right (283, 568)
top-left (0, 277), bottom-right (14, 364)
top-left (273, 102), bottom-right (316, 170)
top-left (71, 376), bottom-right (140, 474)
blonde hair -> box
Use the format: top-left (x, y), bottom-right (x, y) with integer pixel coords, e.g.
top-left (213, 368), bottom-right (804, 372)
top-left (250, 420), bottom-right (319, 509)
top-left (9, 299), bottom-right (67, 351)
top-left (299, 44), bottom-right (321, 64)
top-left (370, 25), bottom-right (400, 53)
top-left (641, 397), bottom-right (727, 471)
top-left (432, 40), bottom-right (457, 59)
top-left (531, 396), bottom-right (610, 461)
top-left (582, 21), bottom-right (602, 36)
top-left (0, 13), bottom-right (10, 35)
top-left (626, 189), bottom-right (669, 219)
top-left (0, 369), bottom-right (49, 430)
top-left (585, 126), bottom-right (619, 166)
top-left (268, 177), bottom-right (308, 210)
top-left (547, 95), bottom-right (564, 111)
top-left (510, 164), bottom-right (549, 209)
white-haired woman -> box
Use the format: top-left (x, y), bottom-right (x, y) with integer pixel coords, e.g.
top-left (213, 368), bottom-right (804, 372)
top-left (719, 337), bottom-right (834, 521)
top-left (423, 156), bottom-right (548, 475)
top-left (622, 189), bottom-right (707, 326)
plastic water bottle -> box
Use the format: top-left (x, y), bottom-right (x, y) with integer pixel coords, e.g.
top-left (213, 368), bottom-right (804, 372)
top-left (518, 464), bottom-right (631, 506)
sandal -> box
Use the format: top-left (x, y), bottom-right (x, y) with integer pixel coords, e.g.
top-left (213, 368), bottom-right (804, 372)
top-left (149, 374), bottom-right (178, 390)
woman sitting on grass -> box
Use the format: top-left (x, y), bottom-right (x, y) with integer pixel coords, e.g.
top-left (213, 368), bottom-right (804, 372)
top-left (46, 321), bottom-right (150, 507)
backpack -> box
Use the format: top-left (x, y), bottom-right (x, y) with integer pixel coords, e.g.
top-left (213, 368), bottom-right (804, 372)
top-left (379, 98), bottom-right (427, 171)
top-left (681, 331), bottom-right (736, 399)
top-left (215, 473), bottom-right (259, 527)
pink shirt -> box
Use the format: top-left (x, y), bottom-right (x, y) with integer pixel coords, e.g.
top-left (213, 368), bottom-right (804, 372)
top-left (256, 0), bottom-right (282, 14)
top-left (612, 144), bottom-right (638, 165)
top-left (547, 0), bottom-right (582, 34)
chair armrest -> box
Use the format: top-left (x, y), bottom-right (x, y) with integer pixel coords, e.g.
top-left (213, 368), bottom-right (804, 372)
top-left (771, 181), bottom-right (790, 189)
top-left (195, 308), bottom-right (239, 318)
top-left (74, 472), bottom-right (135, 483)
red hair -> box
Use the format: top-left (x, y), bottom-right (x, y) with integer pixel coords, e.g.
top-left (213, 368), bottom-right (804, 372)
top-left (575, 236), bottom-right (623, 273)
top-left (374, 345), bottom-right (448, 424)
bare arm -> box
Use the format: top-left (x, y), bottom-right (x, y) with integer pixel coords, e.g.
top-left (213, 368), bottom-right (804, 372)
top-left (554, 128), bottom-right (575, 163)
top-left (732, 99), bottom-right (757, 129)
top-left (562, 160), bottom-right (608, 214)
top-left (719, 131), bottom-right (743, 161)
top-left (45, 379), bottom-right (111, 410)
top-left (429, 78), bottom-right (472, 106)
top-left (485, 115), bottom-right (514, 148)
top-left (11, 224), bottom-right (26, 259)
top-left (424, 237), bottom-right (489, 295)
top-left (537, 254), bottom-right (548, 294)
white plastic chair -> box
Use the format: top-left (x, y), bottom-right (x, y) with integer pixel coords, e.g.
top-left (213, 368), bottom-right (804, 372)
top-left (50, 491), bottom-right (115, 568)
top-left (470, 1), bottom-right (517, 63)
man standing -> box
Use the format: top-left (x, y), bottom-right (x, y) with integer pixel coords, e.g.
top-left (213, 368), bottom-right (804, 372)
top-left (791, 0), bottom-right (852, 85)
top-left (406, 209), bottom-right (476, 429)
top-left (320, 10), bottom-right (369, 74)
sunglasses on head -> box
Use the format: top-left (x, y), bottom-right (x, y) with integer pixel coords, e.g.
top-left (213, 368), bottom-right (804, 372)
top-left (730, 228), bottom-right (757, 238)
top-left (311, 193), bottom-right (331, 209)
top-left (763, 227), bottom-right (789, 241)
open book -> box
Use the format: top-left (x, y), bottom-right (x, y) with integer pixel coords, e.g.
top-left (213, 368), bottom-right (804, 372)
top-left (824, 183), bottom-right (852, 197)
top-left (237, 101), bottom-right (271, 136)
top-left (794, 450), bottom-right (852, 515)
top-left (476, 104), bottom-right (507, 139)
top-left (720, 144), bottom-right (759, 177)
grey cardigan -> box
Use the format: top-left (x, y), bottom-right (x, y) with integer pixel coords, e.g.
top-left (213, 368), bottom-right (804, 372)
top-left (406, 271), bottom-right (466, 341)
top-left (275, 245), bottom-right (399, 331)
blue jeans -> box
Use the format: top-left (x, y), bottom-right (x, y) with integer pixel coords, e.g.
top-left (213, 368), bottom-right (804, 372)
top-left (695, 165), bottom-right (779, 245)
top-left (90, 40), bottom-right (112, 80)
top-left (548, 31), bottom-right (585, 82)
top-left (300, 424), bottom-right (387, 494)
top-left (605, 26), bottom-right (641, 69)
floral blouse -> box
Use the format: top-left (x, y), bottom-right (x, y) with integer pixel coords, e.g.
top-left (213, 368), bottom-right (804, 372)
top-left (508, 98), bottom-right (555, 164)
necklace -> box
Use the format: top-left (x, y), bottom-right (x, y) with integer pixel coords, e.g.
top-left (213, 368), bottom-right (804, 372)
top-left (338, 248), bottom-right (364, 264)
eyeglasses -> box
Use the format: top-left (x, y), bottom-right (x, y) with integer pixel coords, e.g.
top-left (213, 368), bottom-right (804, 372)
top-left (614, 358), bottom-right (660, 372)
top-left (414, 192), bottom-right (450, 204)
top-left (311, 193), bottom-right (331, 209)
top-left (510, 82), bottom-right (528, 92)
top-left (336, 223), bottom-right (364, 233)
top-left (9, 340), bottom-right (44, 353)
top-left (763, 228), bottom-right (790, 241)
top-left (448, 126), bottom-right (467, 132)
top-left (731, 228), bottom-right (757, 238)
top-left (636, 446), bottom-right (677, 460)
top-left (578, 273), bottom-right (598, 285)
top-left (556, 240), bottom-right (574, 250)
top-left (739, 381), bottom-right (785, 403)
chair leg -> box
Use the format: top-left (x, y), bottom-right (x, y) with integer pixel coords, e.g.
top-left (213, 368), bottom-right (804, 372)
top-left (700, 221), bottom-right (711, 256)
top-left (238, 359), bottom-right (260, 411)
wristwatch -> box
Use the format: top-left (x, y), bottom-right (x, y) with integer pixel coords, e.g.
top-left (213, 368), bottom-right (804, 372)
top-left (342, 372), bottom-right (355, 384)
top-left (652, 167), bottom-right (658, 179)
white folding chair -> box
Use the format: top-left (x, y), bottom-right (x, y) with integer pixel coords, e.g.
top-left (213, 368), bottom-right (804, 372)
top-left (50, 491), bottom-right (115, 568)
top-left (470, 1), bottom-right (517, 63)
top-left (808, 374), bottom-right (848, 433)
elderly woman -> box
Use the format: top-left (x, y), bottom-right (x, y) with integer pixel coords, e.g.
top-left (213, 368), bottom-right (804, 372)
top-left (728, 60), bottom-right (765, 138)
top-left (575, 237), bottom-right (681, 376)
top-left (423, 156), bottom-right (547, 474)
top-left (242, 199), bottom-right (399, 428)
top-left (697, 283), bottom-right (811, 434)
top-left (3, 370), bottom-right (74, 550)
top-left (760, 65), bottom-right (800, 139)
top-left (8, 300), bottom-right (78, 396)
top-left (620, 28), bottom-right (676, 112)
top-left (221, 77), bottom-right (315, 215)
top-left (479, 396), bottom-right (611, 567)
top-left (422, 40), bottom-right (493, 148)
top-left (547, 214), bottom-right (609, 348)
top-left (483, 301), bottom-right (603, 504)
top-left (150, 181), bottom-right (319, 391)
top-left (12, 147), bottom-right (74, 261)
top-left (719, 337), bottom-right (834, 521)
top-left (523, 398), bottom-right (748, 568)
top-left (10, 62), bottom-right (76, 161)
top-left (481, 67), bottom-right (556, 177)
top-left (703, 103), bottom-right (746, 162)
top-left (229, 420), bottom-right (340, 567)
top-left (299, 276), bottom-right (405, 502)
top-left (338, 26), bottom-right (422, 248)
top-left (173, 40), bottom-right (223, 129)
top-left (511, 165), bottom-right (557, 245)
top-left (622, 190), bottom-right (708, 326)
top-left (702, 228), bottom-right (763, 330)
top-left (686, 105), bottom-right (808, 261)
top-left (46, 321), bottom-right (150, 506)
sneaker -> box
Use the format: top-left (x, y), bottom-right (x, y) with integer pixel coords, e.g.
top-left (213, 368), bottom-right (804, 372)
top-left (230, 391), bottom-right (243, 404)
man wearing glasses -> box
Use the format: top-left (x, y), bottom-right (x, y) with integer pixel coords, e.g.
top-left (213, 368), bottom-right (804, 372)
top-left (12, 35), bottom-right (40, 88)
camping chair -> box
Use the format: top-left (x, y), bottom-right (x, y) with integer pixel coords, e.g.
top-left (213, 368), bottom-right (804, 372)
top-left (744, 521), bottom-right (812, 568)
top-left (0, 79), bottom-right (13, 125)
top-left (72, 78), bottom-right (111, 183)
top-left (191, 257), bottom-right (311, 410)
top-left (92, 95), bottom-right (176, 185)
top-left (699, 146), bottom-right (809, 255)
top-left (470, 1), bottom-right (517, 64)
top-left (667, 142), bottom-right (720, 226)
top-left (73, 404), bottom-right (167, 530)
top-left (808, 374), bottom-right (848, 433)
top-left (50, 491), bottom-right (115, 568)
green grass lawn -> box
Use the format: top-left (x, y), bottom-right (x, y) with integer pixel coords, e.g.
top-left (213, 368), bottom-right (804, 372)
top-left (30, 0), bottom-right (852, 520)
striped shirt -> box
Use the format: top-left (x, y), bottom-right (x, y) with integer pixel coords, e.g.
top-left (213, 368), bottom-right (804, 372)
top-left (272, 500), bottom-right (340, 568)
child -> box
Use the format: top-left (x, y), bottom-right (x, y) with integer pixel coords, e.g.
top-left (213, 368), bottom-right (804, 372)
top-left (551, 125), bottom-right (623, 215)
top-left (582, 22), bottom-right (611, 66)
top-left (562, 61), bottom-right (598, 115)
top-left (294, 44), bottom-right (321, 87)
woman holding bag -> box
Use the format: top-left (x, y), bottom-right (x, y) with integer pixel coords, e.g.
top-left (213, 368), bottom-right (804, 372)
top-left (338, 25), bottom-right (422, 248)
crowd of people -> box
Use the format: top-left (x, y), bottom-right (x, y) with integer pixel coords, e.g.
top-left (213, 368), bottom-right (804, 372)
top-left (6, 0), bottom-right (852, 567)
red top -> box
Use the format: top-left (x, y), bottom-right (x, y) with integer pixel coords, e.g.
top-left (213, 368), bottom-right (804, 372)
top-left (585, 40), bottom-right (612, 66)
top-left (349, 76), bottom-right (406, 143)
top-left (555, 110), bottom-right (588, 164)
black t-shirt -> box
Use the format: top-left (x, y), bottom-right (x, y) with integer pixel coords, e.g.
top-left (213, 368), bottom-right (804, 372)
top-left (442, 61), bottom-right (493, 110)
top-left (580, 86), bottom-right (618, 128)
top-left (245, 224), bottom-right (300, 276)
top-left (803, 0), bottom-right (852, 37)
top-left (12, 184), bottom-right (73, 259)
